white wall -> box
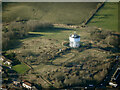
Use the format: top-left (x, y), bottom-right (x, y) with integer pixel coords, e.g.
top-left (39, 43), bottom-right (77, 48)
top-left (22, 83), bottom-right (32, 89)
top-left (69, 37), bottom-right (80, 48)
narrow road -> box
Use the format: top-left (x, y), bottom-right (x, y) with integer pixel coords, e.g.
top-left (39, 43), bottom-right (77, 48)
top-left (97, 59), bottom-right (120, 88)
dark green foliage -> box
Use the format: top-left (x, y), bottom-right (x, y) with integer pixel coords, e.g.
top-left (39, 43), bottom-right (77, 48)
top-left (4, 52), bottom-right (15, 60)
top-left (3, 52), bottom-right (21, 66)
top-left (12, 60), bottom-right (21, 66)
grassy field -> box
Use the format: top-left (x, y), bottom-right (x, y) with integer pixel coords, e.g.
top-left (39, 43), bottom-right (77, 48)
top-left (3, 2), bottom-right (98, 24)
top-left (88, 2), bottom-right (118, 32)
top-left (12, 63), bottom-right (30, 74)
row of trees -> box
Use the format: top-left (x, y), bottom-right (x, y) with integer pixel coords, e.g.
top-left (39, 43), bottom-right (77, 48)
top-left (2, 20), bottom-right (53, 50)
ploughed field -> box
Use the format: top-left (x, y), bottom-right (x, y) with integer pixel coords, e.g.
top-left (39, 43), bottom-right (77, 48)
top-left (7, 25), bottom-right (120, 88)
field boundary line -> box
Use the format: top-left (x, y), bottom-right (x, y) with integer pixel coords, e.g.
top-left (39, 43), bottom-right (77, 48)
top-left (84, 2), bottom-right (105, 25)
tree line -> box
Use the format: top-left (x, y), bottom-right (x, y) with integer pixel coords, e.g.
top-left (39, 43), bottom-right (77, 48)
top-left (2, 20), bottom-right (53, 50)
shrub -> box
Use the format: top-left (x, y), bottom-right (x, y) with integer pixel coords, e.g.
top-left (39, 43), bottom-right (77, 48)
top-left (105, 35), bottom-right (120, 48)
top-left (64, 76), bottom-right (82, 86)
top-left (26, 20), bottom-right (53, 32)
top-left (2, 20), bottom-right (53, 50)
top-left (64, 63), bottom-right (73, 67)
top-left (54, 80), bottom-right (64, 88)
top-left (62, 41), bottom-right (69, 46)
top-left (90, 29), bottom-right (111, 41)
top-left (52, 72), bottom-right (65, 82)
top-left (93, 69), bottom-right (107, 82)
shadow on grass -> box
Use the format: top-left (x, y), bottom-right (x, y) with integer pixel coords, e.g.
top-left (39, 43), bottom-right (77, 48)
top-left (33, 27), bottom-right (73, 33)
top-left (20, 33), bottom-right (44, 39)
top-left (95, 14), bottom-right (113, 17)
top-left (4, 27), bottom-right (73, 51)
top-left (98, 46), bottom-right (120, 53)
top-left (4, 33), bottom-right (44, 51)
top-left (3, 39), bottom-right (22, 51)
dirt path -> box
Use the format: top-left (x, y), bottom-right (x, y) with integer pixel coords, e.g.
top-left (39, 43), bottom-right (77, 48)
top-left (52, 52), bottom-right (75, 65)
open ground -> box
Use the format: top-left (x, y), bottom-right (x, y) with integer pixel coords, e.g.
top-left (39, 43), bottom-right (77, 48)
top-left (2, 2), bottom-right (120, 89)
top-left (6, 24), bottom-right (120, 88)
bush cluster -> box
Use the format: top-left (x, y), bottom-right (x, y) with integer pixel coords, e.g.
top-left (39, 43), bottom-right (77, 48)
top-left (2, 20), bottom-right (53, 50)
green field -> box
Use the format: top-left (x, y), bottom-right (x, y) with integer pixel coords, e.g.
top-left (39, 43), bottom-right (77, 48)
top-left (12, 63), bottom-right (30, 74)
top-left (3, 2), bottom-right (98, 24)
top-left (88, 2), bottom-right (118, 32)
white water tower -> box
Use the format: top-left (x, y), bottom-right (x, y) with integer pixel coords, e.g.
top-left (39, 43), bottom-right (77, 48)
top-left (69, 33), bottom-right (80, 48)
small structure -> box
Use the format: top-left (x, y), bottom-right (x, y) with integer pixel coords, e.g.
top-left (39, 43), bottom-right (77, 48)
top-left (109, 67), bottom-right (120, 87)
top-left (109, 82), bottom-right (117, 87)
top-left (4, 60), bottom-right (12, 65)
top-left (0, 56), bottom-right (6, 61)
top-left (111, 67), bottom-right (120, 81)
top-left (1, 84), bottom-right (7, 90)
top-left (22, 81), bottom-right (32, 89)
top-left (69, 33), bottom-right (80, 48)
top-left (13, 79), bottom-right (20, 86)
top-left (0, 66), bottom-right (2, 73)
top-left (0, 57), bottom-right (4, 61)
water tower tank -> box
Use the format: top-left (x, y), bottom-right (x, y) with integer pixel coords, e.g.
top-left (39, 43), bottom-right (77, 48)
top-left (69, 33), bottom-right (80, 48)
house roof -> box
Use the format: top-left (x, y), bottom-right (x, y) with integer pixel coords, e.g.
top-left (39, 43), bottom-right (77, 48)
top-left (13, 79), bottom-right (21, 82)
top-left (5, 59), bottom-right (12, 63)
top-left (24, 82), bottom-right (32, 86)
top-left (70, 34), bottom-right (80, 38)
top-left (1, 56), bottom-right (6, 60)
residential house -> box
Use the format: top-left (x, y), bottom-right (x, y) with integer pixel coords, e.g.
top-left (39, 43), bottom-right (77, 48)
top-left (4, 60), bottom-right (12, 65)
top-left (22, 81), bottom-right (32, 89)
top-left (13, 79), bottom-right (21, 86)
top-left (0, 57), bottom-right (4, 61)
top-left (22, 80), bottom-right (37, 90)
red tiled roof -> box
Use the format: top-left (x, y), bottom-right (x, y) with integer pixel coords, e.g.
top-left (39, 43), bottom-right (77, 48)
top-left (24, 82), bottom-right (32, 86)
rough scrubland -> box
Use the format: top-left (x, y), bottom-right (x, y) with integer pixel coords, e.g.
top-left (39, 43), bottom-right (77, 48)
top-left (5, 21), bottom-right (120, 88)
top-left (2, 2), bottom-right (120, 89)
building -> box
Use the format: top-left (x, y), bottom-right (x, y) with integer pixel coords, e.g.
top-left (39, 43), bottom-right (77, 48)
top-left (22, 81), bottom-right (32, 89)
top-left (4, 60), bottom-right (12, 65)
top-left (13, 79), bottom-right (20, 86)
top-left (111, 68), bottom-right (120, 81)
top-left (1, 84), bottom-right (7, 90)
top-left (109, 67), bottom-right (120, 87)
top-left (0, 56), bottom-right (7, 61)
top-left (69, 33), bottom-right (80, 48)
top-left (0, 57), bottom-right (4, 61)
top-left (0, 66), bottom-right (2, 73)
